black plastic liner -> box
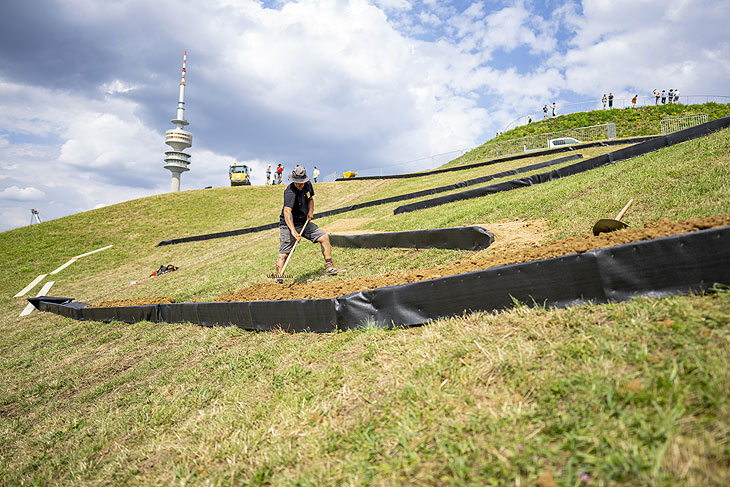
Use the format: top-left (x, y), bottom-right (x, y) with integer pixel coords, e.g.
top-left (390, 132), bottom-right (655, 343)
top-left (394, 116), bottom-right (730, 214)
top-left (330, 226), bottom-right (494, 250)
top-left (156, 221), bottom-right (281, 247)
top-left (156, 153), bottom-right (580, 247)
top-left (335, 137), bottom-right (654, 181)
top-left (31, 225), bottom-right (730, 332)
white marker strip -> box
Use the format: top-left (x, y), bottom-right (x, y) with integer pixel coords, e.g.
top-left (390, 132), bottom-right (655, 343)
top-left (14, 274), bottom-right (48, 297)
top-left (50, 258), bottom-right (77, 275)
top-left (20, 281), bottom-right (55, 317)
top-left (73, 244), bottom-right (113, 259)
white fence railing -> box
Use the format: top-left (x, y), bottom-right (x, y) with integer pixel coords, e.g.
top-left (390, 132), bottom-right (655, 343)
top-left (660, 114), bottom-right (708, 134)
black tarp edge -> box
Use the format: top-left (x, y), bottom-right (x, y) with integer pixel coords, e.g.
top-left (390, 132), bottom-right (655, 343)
top-left (335, 137), bottom-right (655, 181)
top-left (330, 226), bottom-right (495, 250)
top-left (394, 116), bottom-right (730, 215)
top-left (156, 153), bottom-right (581, 247)
top-left (31, 225), bottom-right (730, 332)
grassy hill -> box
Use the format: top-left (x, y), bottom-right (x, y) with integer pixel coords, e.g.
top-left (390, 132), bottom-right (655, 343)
top-left (1, 106), bottom-right (730, 486)
top-left (447, 102), bottom-right (730, 166)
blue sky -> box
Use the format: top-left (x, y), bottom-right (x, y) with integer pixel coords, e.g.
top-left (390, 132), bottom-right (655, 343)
top-left (1, 0), bottom-right (729, 232)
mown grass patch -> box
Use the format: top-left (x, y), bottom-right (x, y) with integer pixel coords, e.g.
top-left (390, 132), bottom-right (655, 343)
top-left (2, 290), bottom-right (728, 486)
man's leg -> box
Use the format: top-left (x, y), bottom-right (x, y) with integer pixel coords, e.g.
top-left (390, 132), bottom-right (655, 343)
top-left (276, 253), bottom-right (289, 276)
top-left (276, 226), bottom-right (295, 276)
top-left (315, 234), bottom-right (341, 274)
top-left (317, 234), bottom-right (332, 260)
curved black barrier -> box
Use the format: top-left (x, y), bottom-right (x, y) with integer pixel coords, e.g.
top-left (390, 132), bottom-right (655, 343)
top-left (330, 226), bottom-right (495, 250)
top-left (156, 153), bottom-right (581, 247)
top-left (31, 225), bottom-right (730, 332)
top-left (335, 137), bottom-right (655, 181)
top-left (394, 116), bottom-right (730, 214)
top-left (156, 221), bottom-right (281, 247)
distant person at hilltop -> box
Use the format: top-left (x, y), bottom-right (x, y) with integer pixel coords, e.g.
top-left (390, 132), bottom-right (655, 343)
top-left (674, 89), bottom-right (680, 103)
top-left (653, 89), bottom-right (660, 105)
top-left (661, 90), bottom-right (666, 104)
top-left (312, 166), bottom-right (320, 183)
top-left (543, 105), bottom-right (548, 119)
top-left (608, 92), bottom-right (614, 108)
top-left (668, 89), bottom-right (674, 104)
top-left (602, 93), bottom-right (607, 109)
top-left (527, 115), bottom-right (532, 124)
top-left (552, 102), bottom-right (557, 117)
top-left (632, 94), bottom-right (637, 107)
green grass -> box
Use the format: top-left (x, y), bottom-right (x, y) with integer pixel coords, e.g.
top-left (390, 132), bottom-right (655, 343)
top-left (1, 105), bottom-right (730, 485)
top-left (447, 102), bottom-right (730, 167)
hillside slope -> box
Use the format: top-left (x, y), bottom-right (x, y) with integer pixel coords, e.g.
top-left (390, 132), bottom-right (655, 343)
top-left (448, 102), bottom-right (730, 167)
top-left (1, 109), bottom-right (730, 486)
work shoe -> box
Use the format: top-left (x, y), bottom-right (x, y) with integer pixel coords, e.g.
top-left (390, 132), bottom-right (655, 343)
top-left (325, 264), bottom-right (342, 276)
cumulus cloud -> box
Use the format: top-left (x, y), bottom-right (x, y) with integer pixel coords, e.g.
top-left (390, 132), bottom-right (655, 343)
top-left (0, 185), bottom-right (45, 200)
top-left (102, 79), bottom-right (139, 94)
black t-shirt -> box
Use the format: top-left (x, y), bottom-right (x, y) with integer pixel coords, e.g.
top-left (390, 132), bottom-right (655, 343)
top-left (279, 181), bottom-right (314, 226)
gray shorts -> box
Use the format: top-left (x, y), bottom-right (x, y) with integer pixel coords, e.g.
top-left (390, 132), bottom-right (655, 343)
top-left (279, 222), bottom-right (326, 254)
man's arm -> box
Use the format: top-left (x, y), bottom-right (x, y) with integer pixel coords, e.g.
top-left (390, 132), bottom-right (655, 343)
top-left (283, 207), bottom-right (301, 241)
top-left (307, 196), bottom-right (314, 221)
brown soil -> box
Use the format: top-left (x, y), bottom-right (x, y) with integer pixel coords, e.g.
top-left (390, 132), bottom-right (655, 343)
top-left (322, 217), bottom-right (374, 233)
top-left (93, 215), bottom-right (730, 307)
top-left (218, 215), bottom-right (730, 303)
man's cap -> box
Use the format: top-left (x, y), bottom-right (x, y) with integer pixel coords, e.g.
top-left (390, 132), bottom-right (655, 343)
top-left (289, 165), bottom-right (309, 183)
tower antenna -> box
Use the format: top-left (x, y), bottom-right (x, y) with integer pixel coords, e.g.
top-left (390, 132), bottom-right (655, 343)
top-left (163, 51), bottom-right (192, 192)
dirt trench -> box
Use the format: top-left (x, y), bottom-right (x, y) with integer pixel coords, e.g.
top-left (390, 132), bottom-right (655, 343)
top-left (219, 214), bottom-right (730, 302)
top-left (95, 215), bottom-right (730, 307)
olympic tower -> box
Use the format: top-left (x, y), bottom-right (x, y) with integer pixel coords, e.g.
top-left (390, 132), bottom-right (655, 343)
top-left (164, 51), bottom-right (192, 192)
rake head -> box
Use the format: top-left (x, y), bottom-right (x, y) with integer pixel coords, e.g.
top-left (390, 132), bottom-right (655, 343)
top-left (266, 273), bottom-right (294, 284)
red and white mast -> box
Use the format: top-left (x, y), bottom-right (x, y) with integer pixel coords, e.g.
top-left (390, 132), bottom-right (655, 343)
top-left (164, 51), bottom-right (192, 192)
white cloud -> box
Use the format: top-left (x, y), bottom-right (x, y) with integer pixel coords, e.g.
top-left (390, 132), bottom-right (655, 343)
top-left (102, 79), bottom-right (138, 94)
top-left (0, 185), bottom-right (46, 200)
top-left (558, 0), bottom-right (730, 98)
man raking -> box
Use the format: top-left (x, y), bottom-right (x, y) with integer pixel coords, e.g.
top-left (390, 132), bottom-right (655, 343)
top-left (275, 166), bottom-right (342, 279)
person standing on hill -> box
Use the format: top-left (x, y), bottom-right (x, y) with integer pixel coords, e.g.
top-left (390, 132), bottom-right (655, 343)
top-left (543, 105), bottom-right (548, 119)
top-left (313, 166), bottom-right (320, 183)
top-left (276, 163), bottom-right (284, 184)
top-left (668, 89), bottom-right (674, 104)
top-left (608, 92), bottom-right (614, 108)
top-left (674, 89), bottom-right (680, 104)
top-left (552, 102), bottom-right (557, 117)
top-left (602, 93), bottom-right (607, 109)
top-left (653, 89), bottom-right (660, 105)
top-left (632, 94), bottom-right (637, 107)
top-left (661, 90), bottom-right (666, 104)
top-left (276, 165), bottom-right (341, 278)
top-left (266, 164), bottom-right (272, 185)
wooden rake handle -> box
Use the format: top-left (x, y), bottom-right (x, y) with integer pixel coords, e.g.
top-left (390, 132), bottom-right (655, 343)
top-left (615, 199), bottom-right (634, 221)
top-left (279, 220), bottom-right (310, 277)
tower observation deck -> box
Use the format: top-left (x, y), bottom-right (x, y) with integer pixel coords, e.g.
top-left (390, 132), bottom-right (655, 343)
top-left (164, 51), bottom-right (192, 192)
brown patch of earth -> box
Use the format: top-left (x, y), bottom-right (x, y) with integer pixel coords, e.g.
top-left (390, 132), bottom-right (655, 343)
top-left (93, 215), bottom-right (730, 307)
top-left (219, 215), bottom-right (730, 303)
top-left (322, 217), bottom-right (374, 233)
top-left (474, 218), bottom-right (551, 257)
